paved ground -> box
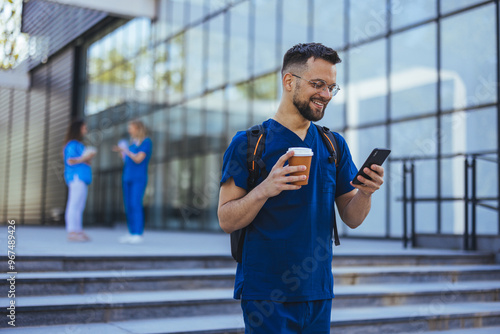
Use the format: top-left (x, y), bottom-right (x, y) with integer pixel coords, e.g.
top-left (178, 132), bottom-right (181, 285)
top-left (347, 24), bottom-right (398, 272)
top-left (1, 224), bottom-right (483, 257)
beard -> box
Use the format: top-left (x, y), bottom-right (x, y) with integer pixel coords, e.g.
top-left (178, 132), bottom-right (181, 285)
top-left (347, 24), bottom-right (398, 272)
top-left (292, 86), bottom-right (328, 122)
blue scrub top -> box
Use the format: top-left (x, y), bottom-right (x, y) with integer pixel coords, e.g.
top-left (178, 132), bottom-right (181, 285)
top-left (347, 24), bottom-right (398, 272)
top-left (64, 140), bottom-right (92, 185)
top-left (123, 137), bottom-right (152, 182)
top-left (221, 119), bottom-right (358, 302)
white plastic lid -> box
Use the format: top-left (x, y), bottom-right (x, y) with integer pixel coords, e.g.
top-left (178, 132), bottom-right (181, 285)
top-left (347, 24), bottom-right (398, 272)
top-left (287, 147), bottom-right (313, 156)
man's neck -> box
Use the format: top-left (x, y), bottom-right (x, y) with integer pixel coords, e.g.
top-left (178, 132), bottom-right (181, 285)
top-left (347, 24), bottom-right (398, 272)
top-left (273, 102), bottom-right (311, 141)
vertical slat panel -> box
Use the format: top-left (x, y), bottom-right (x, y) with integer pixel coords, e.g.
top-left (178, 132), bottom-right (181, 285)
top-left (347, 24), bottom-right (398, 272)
top-left (23, 67), bottom-right (47, 223)
top-left (43, 49), bottom-right (74, 223)
top-left (6, 90), bottom-right (28, 220)
top-left (0, 89), bottom-right (11, 222)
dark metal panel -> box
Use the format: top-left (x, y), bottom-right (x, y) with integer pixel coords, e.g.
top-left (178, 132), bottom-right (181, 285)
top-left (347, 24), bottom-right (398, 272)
top-left (22, 0), bottom-right (108, 70)
top-left (0, 89), bottom-right (11, 223)
top-left (6, 90), bottom-right (27, 218)
top-left (23, 65), bottom-right (48, 223)
top-left (43, 49), bottom-right (74, 219)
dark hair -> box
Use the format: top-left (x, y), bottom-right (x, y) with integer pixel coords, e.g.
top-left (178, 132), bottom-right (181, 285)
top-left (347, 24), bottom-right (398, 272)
top-left (281, 43), bottom-right (342, 77)
top-left (64, 119), bottom-right (85, 144)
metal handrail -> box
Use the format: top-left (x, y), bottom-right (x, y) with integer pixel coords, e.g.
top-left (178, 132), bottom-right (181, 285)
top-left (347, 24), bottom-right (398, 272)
top-left (401, 151), bottom-right (499, 250)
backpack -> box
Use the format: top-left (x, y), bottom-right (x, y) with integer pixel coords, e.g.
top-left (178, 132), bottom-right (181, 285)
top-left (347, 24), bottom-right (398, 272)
top-left (230, 123), bottom-right (342, 263)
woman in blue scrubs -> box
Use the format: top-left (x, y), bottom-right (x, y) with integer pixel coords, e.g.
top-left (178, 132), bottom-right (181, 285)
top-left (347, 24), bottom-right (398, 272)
top-left (113, 120), bottom-right (152, 244)
top-left (63, 120), bottom-right (95, 242)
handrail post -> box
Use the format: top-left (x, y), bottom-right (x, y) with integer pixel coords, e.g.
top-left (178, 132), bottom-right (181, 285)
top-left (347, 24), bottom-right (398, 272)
top-left (472, 156), bottom-right (477, 251)
top-left (464, 157), bottom-right (470, 251)
top-left (402, 161), bottom-right (408, 248)
top-left (411, 162), bottom-right (416, 247)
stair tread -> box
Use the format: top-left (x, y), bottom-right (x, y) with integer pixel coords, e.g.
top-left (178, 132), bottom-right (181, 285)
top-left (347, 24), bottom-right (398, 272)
top-left (2, 264), bottom-right (499, 281)
top-left (399, 326), bottom-right (500, 334)
top-left (4, 281), bottom-right (499, 307)
top-left (3, 302), bottom-right (500, 333)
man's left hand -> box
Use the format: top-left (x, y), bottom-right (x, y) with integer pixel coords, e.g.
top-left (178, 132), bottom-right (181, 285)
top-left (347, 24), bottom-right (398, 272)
top-left (350, 164), bottom-right (384, 196)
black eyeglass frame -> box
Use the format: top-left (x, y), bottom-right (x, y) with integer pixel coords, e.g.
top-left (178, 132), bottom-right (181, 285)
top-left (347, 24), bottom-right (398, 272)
top-left (291, 73), bottom-right (340, 97)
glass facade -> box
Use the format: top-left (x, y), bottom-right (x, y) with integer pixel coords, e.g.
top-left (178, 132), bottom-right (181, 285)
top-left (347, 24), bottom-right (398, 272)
top-left (82, 0), bottom-right (499, 237)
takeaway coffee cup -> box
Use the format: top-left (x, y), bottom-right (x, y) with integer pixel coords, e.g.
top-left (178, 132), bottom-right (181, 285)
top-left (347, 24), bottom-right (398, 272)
top-left (287, 147), bottom-right (313, 185)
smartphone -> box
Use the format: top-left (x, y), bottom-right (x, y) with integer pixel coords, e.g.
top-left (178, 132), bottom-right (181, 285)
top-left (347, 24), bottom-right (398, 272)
top-left (352, 148), bottom-right (391, 185)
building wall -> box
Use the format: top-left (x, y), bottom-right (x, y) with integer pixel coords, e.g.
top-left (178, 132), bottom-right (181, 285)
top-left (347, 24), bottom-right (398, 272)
top-left (1, 0), bottom-right (499, 240)
top-left (80, 0), bottom-right (500, 237)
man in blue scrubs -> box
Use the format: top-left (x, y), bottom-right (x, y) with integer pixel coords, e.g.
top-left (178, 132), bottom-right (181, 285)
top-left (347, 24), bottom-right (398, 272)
top-left (218, 43), bottom-right (385, 333)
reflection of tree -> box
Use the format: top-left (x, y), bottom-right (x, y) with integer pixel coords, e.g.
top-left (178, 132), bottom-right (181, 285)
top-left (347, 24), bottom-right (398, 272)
top-left (90, 49), bottom-right (136, 85)
top-left (154, 34), bottom-right (185, 94)
top-left (0, 0), bottom-right (28, 70)
top-left (236, 73), bottom-right (277, 100)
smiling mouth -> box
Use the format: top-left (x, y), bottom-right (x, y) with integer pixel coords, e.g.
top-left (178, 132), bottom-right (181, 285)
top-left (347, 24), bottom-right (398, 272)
top-left (312, 100), bottom-right (326, 109)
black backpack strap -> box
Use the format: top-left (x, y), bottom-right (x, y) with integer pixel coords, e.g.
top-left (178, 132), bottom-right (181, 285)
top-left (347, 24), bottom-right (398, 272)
top-left (315, 124), bottom-right (342, 246)
top-left (231, 124), bottom-right (268, 263)
top-left (315, 124), bottom-right (339, 167)
top-left (246, 124), bottom-right (268, 190)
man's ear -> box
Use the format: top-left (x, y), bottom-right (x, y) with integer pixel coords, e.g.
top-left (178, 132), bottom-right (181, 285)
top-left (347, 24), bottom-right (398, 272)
top-left (282, 73), bottom-right (294, 92)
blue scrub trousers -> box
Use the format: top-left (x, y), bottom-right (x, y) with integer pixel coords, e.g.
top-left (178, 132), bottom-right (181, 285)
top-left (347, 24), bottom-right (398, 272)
top-left (123, 179), bottom-right (147, 235)
top-left (241, 299), bottom-right (332, 334)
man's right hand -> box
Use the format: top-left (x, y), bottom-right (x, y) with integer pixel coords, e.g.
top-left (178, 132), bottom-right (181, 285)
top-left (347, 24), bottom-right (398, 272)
top-left (256, 150), bottom-right (306, 199)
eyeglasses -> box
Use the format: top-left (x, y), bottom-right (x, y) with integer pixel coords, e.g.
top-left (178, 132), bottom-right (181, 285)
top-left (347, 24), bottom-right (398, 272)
top-left (291, 74), bottom-right (341, 97)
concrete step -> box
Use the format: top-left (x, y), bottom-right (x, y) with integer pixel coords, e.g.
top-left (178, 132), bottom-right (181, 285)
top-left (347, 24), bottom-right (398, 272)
top-left (399, 326), bottom-right (500, 333)
top-left (4, 268), bottom-right (236, 296)
top-left (4, 264), bottom-right (500, 297)
top-left (9, 255), bottom-right (237, 272)
top-left (5, 251), bottom-right (494, 272)
top-left (333, 264), bottom-right (500, 285)
top-left (2, 281), bottom-right (499, 327)
top-left (3, 302), bottom-right (500, 333)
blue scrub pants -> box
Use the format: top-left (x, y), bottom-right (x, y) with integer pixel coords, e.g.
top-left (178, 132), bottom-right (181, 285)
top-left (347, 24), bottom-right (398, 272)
top-left (241, 299), bottom-right (332, 333)
top-left (123, 179), bottom-right (147, 235)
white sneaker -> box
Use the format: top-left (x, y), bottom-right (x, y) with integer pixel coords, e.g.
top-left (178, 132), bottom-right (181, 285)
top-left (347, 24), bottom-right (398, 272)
top-left (119, 234), bottom-right (133, 243)
top-left (128, 235), bottom-right (144, 244)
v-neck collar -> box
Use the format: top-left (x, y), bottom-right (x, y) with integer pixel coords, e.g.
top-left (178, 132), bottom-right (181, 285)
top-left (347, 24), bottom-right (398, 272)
top-left (269, 119), bottom-right (316, 147)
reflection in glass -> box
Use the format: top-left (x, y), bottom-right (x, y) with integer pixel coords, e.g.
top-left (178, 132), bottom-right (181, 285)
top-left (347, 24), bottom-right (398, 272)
top-left (252, 72), bottom-right (279, 123)
top-left (390, 117), bottom-right (437, 158)
top-left (441, 4), bottom-right (497, 111)
top-left (313, 0), bottom-right (344, 49)
top-left (440, 0), bottom-right (485, 14)
top-left (391, 23), bottom-right (437, 119)
top-left (347, 40), bottom-right (387, 126)
top-left (255, 0), bottom-right (278, 76)
top-left (390, 0), bottom-right (436, 30)
top-left (185, 26), bottom-right (205, 97)
top-left (205, 90), bottom-right (225, 151)
top-left (281, 0), bottom-right (308, 61)
top-left (349, 0), bottom-right (387, 44)
top-left (227, 81), bottom-right (250, 134)
top-left (229, 2), bottom-right (250, 83)
top-left (441, 107), bottom-right (497, 155)
top-left (168, 35), bottom-right (186, 104)
top-left (207, 13), bottom-right (225, 90)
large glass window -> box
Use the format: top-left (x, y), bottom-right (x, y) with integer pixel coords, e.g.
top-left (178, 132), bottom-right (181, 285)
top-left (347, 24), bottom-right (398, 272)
top-left (347, 39), bottom-right (387, 127)
top-left (253, 72), bottom-right (279, 123)
top-left (390, 0), bottom-right (436, 30)
top-left (440, 3), bottom-right (497, 111)
top-left (207, 13), bottom-right (225, 90)
top-left (229, 2), bottom-right (250, 84)
top-left (391, 23), bottom-right (437, 119)
top-left (281, 0), bottom-right (309, 57)
top-left (313, 0), bottom-right (344, 49)
top-left (390, 117), bottom-right (437, 158)
top-left (440, 0), bottom-right (486, 14)
top-left (254, 0), bottom-right (278, 76)
top-left (349, 0), bottom-right (387, 44)
top-left (185, 25), bottom-right (205, 98)
top-left (80, 0), bottom-right (499, 237)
